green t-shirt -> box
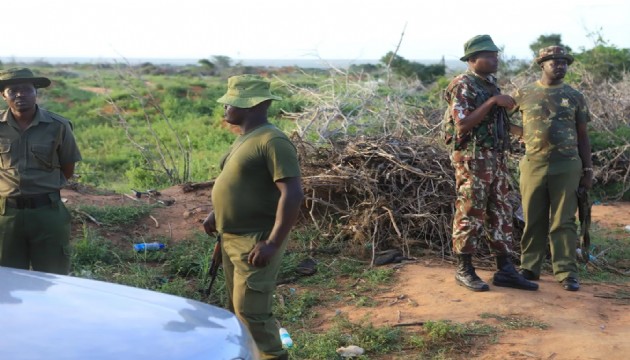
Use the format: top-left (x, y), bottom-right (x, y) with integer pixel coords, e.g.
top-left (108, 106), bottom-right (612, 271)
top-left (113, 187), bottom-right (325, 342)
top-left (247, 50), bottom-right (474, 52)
top-left (211, 124), bottom-right (301, 234)
top-left (513, 81), bottom-right (590, 162)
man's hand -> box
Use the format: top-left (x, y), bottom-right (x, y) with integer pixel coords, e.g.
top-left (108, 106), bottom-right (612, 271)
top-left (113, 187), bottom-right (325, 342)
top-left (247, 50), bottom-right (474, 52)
top-left (493, 95), bottom-right (516, 110)
top-left (579, 172), bottom-right (593, 191)
top-left (248, 240), bottom-right (280, 268)
top-left (202, 211), bottom-right (217, 235)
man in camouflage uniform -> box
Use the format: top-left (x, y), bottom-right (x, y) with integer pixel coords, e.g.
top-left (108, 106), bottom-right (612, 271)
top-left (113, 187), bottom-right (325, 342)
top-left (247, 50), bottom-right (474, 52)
top-left (444, 35), bottom-right (537, 292)
top-left (512, 46), bottom-right (592, 291)
top-left (0, 68), bottom-right (82, 275)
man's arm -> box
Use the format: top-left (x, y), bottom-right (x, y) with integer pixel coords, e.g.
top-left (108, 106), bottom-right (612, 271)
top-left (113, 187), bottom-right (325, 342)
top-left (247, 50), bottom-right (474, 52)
top-left (202, 211), bottom-right (217, 235)
top-left (455, 95), bottom-right (516, 134)
top-left (577, 121), bottom-right (593, 190)
top-left (60, 162), bottom-right (75, 180)
top-left (248, 177), bottom-right (304, 267)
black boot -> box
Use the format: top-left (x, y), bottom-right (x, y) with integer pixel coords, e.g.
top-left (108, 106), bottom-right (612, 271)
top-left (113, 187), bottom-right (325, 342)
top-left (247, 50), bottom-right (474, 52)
top-left (455, 254), bottom-right (489, 292)
top-left (493, 255), bottom-right (539, 291)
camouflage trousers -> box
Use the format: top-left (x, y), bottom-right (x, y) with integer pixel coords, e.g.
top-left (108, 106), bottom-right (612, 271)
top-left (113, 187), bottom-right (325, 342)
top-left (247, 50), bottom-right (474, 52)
top-left (451, 151), bottom-right (513, 255)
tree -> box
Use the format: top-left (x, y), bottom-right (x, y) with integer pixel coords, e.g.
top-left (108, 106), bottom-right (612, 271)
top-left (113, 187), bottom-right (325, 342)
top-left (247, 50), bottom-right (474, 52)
top-left (529, 34), bottom-right (572, 57)
top-left (212, 55), bottom-right (232, 70)
top-left (575, 34), bottom-right (630, 82)
top-left (198, 58), bottom-right (215, 71)
top-left (380, 52), bottom-right (445, 83)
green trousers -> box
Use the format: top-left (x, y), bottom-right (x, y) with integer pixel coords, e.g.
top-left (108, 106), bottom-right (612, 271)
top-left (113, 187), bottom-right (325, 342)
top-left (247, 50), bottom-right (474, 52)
top-left (0, 194), bottom-right (71, 275)
top-left (221, 231), bottom-right (288, 360)
top-left (519, 157), bottom-right (581, 281)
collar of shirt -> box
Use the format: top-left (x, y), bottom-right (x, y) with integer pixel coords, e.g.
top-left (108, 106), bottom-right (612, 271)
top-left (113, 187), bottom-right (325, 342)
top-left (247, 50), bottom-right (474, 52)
top-left (0, 105), bottom-right (52, 128)
top-left (467, 70), bottom-right (497, 86)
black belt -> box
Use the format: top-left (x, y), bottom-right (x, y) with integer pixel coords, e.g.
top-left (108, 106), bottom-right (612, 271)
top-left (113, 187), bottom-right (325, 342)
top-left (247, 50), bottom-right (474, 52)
top-left (5, 192), bottom-right (58, 209)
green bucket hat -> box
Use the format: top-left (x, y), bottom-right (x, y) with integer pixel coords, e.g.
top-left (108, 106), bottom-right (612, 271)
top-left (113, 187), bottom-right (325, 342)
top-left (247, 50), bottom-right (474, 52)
top-left (217, 75), bottom-right (281, 109)
top-left (0, 68), bottom-right (51, 90)
top-left (535, 45), bottom-right (574, 65)
top-left (460, 35), bottom-right (500, 61)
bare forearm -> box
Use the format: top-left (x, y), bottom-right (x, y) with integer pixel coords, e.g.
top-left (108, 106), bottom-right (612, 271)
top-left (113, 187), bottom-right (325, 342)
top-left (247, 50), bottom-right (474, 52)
top-left (578, 138), bottom-right (592, 169)
top-left (577, 123), bottom-right (592, 168)
top-left (61, 162), bottom-right (75, 180)
top-left (267, 182), bottom-right (303, 247)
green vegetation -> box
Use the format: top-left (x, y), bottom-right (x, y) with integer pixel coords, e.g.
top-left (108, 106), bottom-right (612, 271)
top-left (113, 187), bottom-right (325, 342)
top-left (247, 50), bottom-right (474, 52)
top-left (479, 313), bottom-right (549, 330)
top-left (578, 224), bottom-right (630, 282)
top-left (381, 51), bottom-right (446, 83)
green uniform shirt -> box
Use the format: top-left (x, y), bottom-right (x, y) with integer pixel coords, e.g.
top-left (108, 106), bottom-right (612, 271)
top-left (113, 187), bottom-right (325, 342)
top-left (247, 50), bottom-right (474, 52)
top-left (513, 81), bottom-right (590, 163)
top-left (211, 124), bottom-right (301, 234)
top-left (0, 107), bottom-right (82, 196)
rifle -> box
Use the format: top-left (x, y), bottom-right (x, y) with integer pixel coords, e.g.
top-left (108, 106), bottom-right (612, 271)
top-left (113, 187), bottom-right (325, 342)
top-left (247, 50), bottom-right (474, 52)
top-left (576, 187), bottom-right (592, 263)
top-left (204, 235), bottom-right (222, 297)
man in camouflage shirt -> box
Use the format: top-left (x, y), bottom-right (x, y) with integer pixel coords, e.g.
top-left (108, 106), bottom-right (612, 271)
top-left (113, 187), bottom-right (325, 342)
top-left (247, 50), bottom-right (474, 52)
top-left (512, 46), bottom-right (593, 291)
top-left (444, 35), bottom-right (537, 292)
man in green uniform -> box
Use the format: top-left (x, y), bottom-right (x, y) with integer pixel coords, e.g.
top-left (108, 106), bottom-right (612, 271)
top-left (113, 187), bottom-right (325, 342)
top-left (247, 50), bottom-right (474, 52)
top-left (512, 46), bottom-right (593, 291)
top-left (0, 68), bottom-right (82, 275)
top-left (203, 75), bottom-right (303, 360)
top-left (444, 35), bottom-right (537, 292)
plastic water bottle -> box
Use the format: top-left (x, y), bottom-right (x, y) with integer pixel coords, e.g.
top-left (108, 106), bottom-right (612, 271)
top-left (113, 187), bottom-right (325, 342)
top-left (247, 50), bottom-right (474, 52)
top-left (133, 242), bottom-right (165, 252)
top-left (279, 327), bottom-right (293, 349)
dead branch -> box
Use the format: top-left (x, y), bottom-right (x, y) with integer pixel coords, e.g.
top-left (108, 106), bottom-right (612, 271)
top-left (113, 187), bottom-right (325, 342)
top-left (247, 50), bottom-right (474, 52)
top-left (393, 321), bottom-right (425, 327)
top-left (181, 180), bottom-right (215, 193)
top-left (149, 215), bottom-right (159, 228)
top-left (73, 209), bottom-right (102, 226)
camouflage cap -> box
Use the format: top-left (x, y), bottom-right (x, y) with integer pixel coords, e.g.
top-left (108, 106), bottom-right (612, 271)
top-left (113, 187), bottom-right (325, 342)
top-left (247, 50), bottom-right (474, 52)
top-left (460, 35), bottom-right (500, 61)
top-left (535, 45), bottom-right (574, 65)
top-left (216, 74), bottom-right (281, 109)
top-left (0, 68), bottom-right (51, 90)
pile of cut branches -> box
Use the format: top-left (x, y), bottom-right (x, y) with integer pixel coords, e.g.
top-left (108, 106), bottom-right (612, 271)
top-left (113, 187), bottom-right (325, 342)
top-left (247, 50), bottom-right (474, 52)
top-left (296, 135), bottom-right (457, 263)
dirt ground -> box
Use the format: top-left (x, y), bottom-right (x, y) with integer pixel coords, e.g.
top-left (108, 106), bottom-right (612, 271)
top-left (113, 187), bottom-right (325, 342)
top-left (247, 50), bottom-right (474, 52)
top-left (61, 185), bottom-right (630, 360)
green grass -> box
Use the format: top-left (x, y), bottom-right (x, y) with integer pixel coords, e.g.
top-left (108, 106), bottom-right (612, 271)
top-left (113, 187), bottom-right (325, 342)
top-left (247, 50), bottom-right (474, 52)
top-left (72, 203), bottom-right (155, 230)
top-left (418, 320), bottom-right (499, 359)
top-left (290, 315), bottom-right (403, 360)
top-left (479, 313), bottom-right (549, 330)
top-left (579, 224), bottom-right (630, 282)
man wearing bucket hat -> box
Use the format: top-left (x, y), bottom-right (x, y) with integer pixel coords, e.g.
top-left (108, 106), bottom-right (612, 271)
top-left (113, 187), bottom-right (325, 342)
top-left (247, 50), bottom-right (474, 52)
top-left (511, 46), bottom-right (592, 291)
top-left (0, 68), bottom-right (82, 275)
top-left (202, 75), bottom-right (303, 359)
top-left (443, 35), bottom-right (538, 292)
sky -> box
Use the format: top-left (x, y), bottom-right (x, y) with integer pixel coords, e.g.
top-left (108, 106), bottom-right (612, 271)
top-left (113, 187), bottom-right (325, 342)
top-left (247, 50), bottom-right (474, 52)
top-left (2, 0), bottom-right (629, 63)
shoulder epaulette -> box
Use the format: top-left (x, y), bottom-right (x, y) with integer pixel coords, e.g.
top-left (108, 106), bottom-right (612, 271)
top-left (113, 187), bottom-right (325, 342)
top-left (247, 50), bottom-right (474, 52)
top-left (43, 109), bottom-right (74, 130)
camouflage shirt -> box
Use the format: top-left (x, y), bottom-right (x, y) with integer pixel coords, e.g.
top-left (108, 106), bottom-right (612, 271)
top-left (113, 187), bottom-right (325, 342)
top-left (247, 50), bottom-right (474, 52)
top-left (513, 81), bottom-right (590, 162)
top-left (444, 71), bottom-right (508, 161)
